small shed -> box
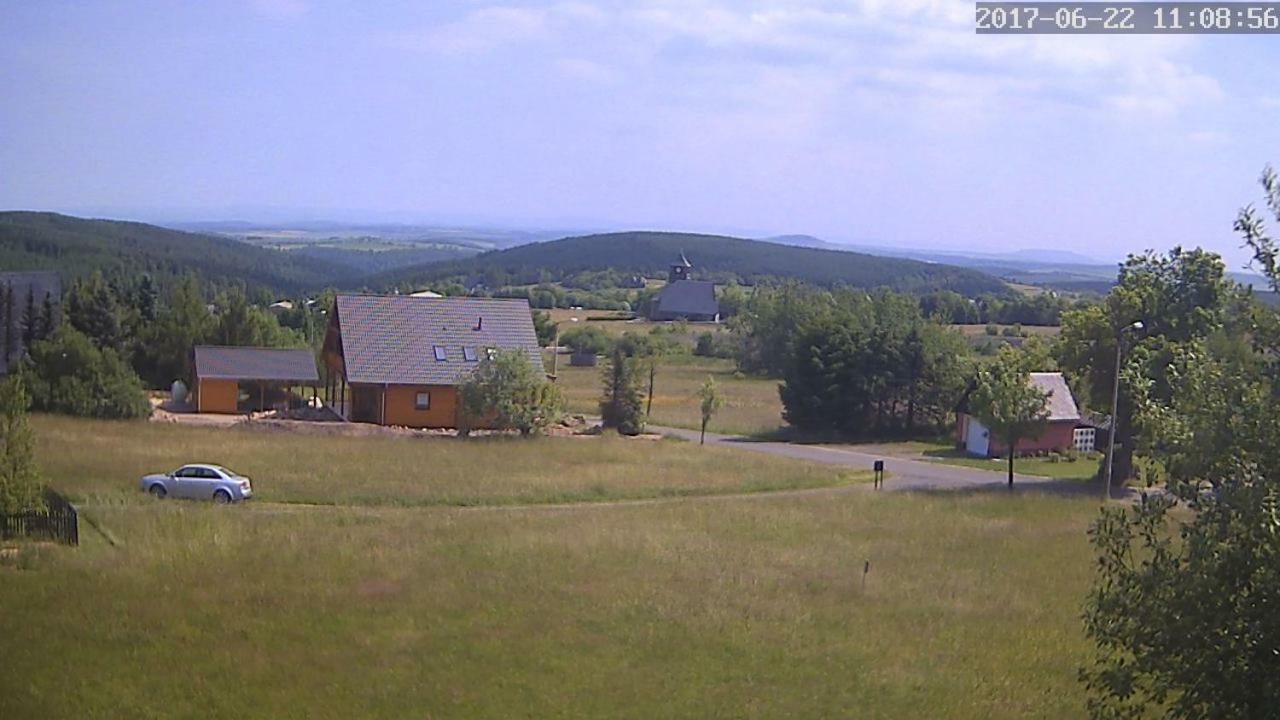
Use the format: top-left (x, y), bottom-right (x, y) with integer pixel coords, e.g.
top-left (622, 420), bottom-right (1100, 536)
top-left (192, 346), bottom-right (319, 414)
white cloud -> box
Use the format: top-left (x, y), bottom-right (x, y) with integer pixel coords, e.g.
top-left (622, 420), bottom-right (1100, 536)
top-left (387, 0), bottom-right (1224, 128)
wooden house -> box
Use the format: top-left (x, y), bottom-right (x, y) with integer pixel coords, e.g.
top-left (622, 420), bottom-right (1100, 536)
top-left (320, 295), bottom-right (545, 428)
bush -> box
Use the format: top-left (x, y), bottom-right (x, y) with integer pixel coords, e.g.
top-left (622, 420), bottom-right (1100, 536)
top-left (25, 324), bottom-right (150, 419)
top-left (985, 323), bottom-right (999, 336)
top-left (693, 331), bottom-right (736, 359)
top-left (458, 350), bottom-right (563, 436)
top-left (560, 325), bottom-right (612, 356)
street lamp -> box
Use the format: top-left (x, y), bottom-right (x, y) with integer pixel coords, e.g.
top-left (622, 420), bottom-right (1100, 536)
top-left (1103, 320), bottom-right (1144, 500)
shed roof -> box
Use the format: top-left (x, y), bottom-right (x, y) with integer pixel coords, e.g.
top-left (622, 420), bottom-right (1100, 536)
top-left (653, 280), bottom-right (718, 318)
top-left (1029, 372), bottom-right (1081, 422)
top-left (193, 346), bottom-right (319, 383)
top-left (332, 295), bottom-right (544, 385)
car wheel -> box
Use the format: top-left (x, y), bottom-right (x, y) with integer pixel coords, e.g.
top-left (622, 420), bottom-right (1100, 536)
top-left (149, 484), bottom-right (167, 499)
top-left (213, 489), bottom-right (232, 504)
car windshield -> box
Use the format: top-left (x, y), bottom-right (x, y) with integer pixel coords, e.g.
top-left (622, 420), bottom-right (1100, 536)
top-left (214, 466), bottom-right (238, 477)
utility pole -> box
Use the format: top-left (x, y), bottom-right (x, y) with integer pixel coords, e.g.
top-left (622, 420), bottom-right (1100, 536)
top-left (1104, 321), bottom-right (1143, 501)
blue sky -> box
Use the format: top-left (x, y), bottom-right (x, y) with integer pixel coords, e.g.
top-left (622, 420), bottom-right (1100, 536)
top-left (1, 1), bottom-right (1277, 266)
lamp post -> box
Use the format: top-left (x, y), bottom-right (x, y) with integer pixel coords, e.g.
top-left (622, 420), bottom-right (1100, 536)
top-left (1103, 320), bottom-right (1144, 500)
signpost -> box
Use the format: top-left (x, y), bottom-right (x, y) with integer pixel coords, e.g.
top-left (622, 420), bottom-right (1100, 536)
top-left (873, 460), bottom-right (885, 489)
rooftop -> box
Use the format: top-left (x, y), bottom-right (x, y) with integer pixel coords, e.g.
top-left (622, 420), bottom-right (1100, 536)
top-left (1029, 372), bottom-right (1081, 422)
top-left (331, 295), bottom-right (544, 385)
top-left (193, 346), bottom-right (319, 383)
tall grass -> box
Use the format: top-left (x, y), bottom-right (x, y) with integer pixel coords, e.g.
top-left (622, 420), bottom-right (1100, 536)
top-left (32, 414), bottom-right (853, 507)
top-left (0, 489), bottom-right (1098, 718)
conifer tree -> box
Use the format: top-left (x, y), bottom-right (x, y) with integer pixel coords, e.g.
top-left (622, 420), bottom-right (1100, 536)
top-left (600, 346), bottom-right (644, 435)
top-left (0, 369), bottom-right (44, 514)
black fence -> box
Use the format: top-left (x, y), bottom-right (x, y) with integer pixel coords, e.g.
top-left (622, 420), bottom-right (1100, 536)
top-left (0, 489), bottom-right (78, 546)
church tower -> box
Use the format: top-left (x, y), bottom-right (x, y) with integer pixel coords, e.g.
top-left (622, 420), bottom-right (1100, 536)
top-left (668, 251), bottom-right (692, 283)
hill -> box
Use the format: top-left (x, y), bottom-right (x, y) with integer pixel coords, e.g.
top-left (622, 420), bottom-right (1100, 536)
top-left (0, 212), bottom-right (351, 294)
top-left (373, 231), bottom-right (1011, 296)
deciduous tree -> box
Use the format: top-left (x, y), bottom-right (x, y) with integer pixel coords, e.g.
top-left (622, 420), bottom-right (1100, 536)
top-left (27, 324), bottom-right (150, 419)
top-left (968, 345), bottom-right (1049, 488)
top-left (1081, 167), bottom-right (1280, 718)
top-left (697, 376), bottom-right (724, 445)
top-left (457, 350), bottom-right (562, 436)
top-left (1056, 247), bottom-right (1233, 482)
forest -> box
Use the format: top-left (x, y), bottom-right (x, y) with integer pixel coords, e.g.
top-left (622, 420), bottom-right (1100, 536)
top-left (371, 230), bottom-right (1013, 297)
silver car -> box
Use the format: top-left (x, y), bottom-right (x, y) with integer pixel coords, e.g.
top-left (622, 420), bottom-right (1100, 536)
top-left (140, 464), bottom-right (253, 503)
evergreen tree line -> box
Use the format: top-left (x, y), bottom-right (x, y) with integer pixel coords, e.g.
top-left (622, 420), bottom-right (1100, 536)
top-left (7, 272), bottom-right (321, 419)
top-left (0, 282), bottom-right (58, 369)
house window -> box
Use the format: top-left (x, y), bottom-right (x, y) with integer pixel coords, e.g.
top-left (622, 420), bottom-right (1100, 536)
top-left (415, 391), bottom-right (430, 410)
top-left (433, 346), bottom-right (447, 361)
top-left (462, 347), bottom-right (477, 362)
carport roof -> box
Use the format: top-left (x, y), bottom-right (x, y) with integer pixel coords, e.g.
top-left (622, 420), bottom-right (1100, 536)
top-left (193, 346), bottom-right (319, 383)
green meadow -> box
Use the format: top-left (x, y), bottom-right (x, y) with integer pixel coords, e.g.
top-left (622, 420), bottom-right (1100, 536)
top-left (0, 415), bottom-right (1102, 719)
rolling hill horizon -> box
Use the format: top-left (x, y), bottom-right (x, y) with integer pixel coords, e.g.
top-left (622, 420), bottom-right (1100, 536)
top-left (0, 211), bottom-right (354, 294)
top-left (371, 230), bottom-right (1013, 297)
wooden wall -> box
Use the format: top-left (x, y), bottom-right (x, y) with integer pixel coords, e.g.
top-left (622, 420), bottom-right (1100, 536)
top-left (196, 378), bottom-right (239, 414)
top-left (380, 385), bottom-right (460, 429)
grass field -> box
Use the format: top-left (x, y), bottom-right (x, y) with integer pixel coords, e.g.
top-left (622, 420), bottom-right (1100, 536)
top-left (923, 449), bottom-right (1101, 482)
top-left (31, 415), bottom-right (853, 507)
top-left (1, 416), bottom-right (1103, 718)
top-left (553, 354), bottom-right (785, 436)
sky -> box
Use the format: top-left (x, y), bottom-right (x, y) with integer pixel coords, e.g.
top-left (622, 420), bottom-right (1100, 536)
top-left (1, 1), bottom-right (1278, 266)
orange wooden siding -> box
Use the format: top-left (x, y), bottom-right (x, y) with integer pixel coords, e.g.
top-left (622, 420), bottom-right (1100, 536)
top-left (381, 385), bottom-right (460, 428)
top-left (196, 378), bottom-right (239, 413)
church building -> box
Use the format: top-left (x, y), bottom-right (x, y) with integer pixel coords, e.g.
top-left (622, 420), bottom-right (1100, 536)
top-left (647, 253), bottom-right (720, 322)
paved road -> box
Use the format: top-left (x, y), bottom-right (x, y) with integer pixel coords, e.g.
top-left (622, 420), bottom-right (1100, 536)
top-left (651, 424), bottom-right (1098, 494)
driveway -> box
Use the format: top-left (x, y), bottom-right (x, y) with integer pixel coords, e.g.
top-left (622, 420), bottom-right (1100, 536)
top-left (650, 424), bottom-right (1099, 494)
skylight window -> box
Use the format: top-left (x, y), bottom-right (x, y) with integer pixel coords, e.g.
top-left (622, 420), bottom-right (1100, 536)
top-left (462, 347), bottom-right (477, 362)
top-left (433, 346), bottom-right (447, 361)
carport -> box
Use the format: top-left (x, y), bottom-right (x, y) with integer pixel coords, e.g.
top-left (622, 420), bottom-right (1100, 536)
top-left (192, 346), bottom-right (320, 414)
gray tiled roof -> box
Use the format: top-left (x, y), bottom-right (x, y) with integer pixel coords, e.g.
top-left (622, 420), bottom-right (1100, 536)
top-left (194, 346), bottom-right (319, 382)
top-left (334, 295), bottom-right (544, 385)
top-left (1029, 372), bottom-right (1081, 421)
top-left (651, 280), bottom-right (718, 319)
